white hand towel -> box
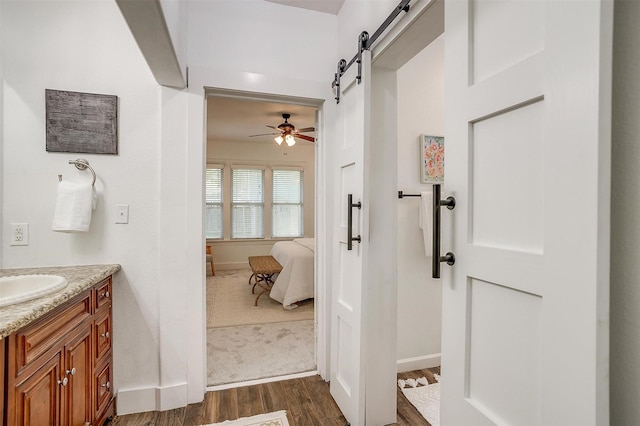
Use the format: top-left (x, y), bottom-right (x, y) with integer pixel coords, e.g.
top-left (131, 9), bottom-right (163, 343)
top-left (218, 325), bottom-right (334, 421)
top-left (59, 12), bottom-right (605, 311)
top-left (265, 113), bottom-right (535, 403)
top-left (52, 181), bottom-right (97, 233)
top-left (419, 191), bottom-right (433, 257)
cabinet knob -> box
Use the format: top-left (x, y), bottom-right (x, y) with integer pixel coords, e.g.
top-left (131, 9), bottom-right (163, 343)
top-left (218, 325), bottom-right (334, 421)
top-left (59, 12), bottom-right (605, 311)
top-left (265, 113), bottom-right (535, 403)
top-left (66, 367), bottom-right (76, 376)
top-left (101, 381), bottom-right (111, 389)
top-left (101, 332), bottom-right (110, 338)
top-left (101, 291), bottom-right (110, 299)
top-left (58, 377), bottom-right (68, 386)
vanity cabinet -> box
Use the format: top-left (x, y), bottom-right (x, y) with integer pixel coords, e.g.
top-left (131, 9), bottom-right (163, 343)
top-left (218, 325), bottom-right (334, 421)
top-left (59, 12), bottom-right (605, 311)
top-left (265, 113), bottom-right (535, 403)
top-left (1, 340), bottom-right (4, 424)
top-left (5, 276), bottom-right (114, 426)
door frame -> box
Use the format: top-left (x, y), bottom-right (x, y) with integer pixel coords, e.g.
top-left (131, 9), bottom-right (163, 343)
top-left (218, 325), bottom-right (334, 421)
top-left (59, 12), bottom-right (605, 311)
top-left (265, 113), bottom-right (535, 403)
top-left (185, 69), bottom-right (335, 401)
top-left (203, 88), bottom-right (324, 385)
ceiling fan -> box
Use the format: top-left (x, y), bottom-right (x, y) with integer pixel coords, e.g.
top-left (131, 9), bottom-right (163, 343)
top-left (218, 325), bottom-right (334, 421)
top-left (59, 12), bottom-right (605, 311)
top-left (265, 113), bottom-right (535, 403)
top-left (250, 113), bottom-right (315, 146)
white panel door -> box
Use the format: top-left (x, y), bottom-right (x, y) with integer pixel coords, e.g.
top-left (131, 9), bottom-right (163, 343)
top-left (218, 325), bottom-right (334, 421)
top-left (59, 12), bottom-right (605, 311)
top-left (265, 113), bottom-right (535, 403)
top-left (330, 51), bottom-right (371, 426)
top-left (442, 0), bottom-right (612, 425)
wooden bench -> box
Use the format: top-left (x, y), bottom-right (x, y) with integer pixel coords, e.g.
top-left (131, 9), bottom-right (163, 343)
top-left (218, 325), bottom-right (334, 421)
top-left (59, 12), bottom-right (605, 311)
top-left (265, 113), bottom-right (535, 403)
top-left (248, 255), bottom-right (283, 306)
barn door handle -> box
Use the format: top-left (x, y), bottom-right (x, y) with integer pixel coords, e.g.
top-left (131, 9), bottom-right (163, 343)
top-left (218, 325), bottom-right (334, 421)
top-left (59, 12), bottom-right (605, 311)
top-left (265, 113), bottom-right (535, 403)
top-left (432, 184), bottom-right (456, 278)
top-left (347, 194), bottom-right (362, 250)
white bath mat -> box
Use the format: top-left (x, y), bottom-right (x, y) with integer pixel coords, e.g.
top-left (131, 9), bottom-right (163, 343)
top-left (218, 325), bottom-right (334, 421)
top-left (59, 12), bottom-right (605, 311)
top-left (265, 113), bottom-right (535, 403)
top-left (202, 409), bottom-right (289, 426)
top-left (398, 375), bottom-right (440, 426)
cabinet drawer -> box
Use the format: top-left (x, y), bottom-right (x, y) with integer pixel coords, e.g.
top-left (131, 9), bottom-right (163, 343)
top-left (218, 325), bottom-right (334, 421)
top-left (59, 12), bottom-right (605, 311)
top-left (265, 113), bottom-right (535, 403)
top-left (93, 277), bottom-right (112, 312)
top-left (94, 360), bottom-right (112, 420)
top-left (13, 293), bottom-right (91, 372)
top-left (94, 308), bottom-right (112, 364)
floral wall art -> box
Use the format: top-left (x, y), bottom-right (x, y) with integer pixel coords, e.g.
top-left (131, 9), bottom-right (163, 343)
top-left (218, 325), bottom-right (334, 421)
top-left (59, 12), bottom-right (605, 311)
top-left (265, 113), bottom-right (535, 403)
top-left (420, 134), bottom-right (444, 183)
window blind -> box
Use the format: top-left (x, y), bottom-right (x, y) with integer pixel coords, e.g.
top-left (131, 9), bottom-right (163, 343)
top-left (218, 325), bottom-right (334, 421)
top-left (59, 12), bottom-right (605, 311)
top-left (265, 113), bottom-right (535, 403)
top-left (205, 167), bottom-right (223, 239)
top-left (232, 168), bottom-right (264, 238)
top-left (272, 169), bottom-right (303, 238)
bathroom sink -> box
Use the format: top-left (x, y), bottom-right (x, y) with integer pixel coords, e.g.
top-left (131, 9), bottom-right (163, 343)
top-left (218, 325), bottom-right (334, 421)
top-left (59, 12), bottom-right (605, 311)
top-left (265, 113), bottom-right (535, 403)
top-left (0, 274), bottom-right (68, 307)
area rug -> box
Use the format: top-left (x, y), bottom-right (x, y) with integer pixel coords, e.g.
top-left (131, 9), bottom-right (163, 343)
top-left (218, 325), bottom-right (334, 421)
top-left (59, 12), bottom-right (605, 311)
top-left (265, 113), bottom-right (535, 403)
top-left (398, 375), bottom-right (440, 426)
top-left (207, 319), bottom-right (315, 386)
top-left (202, 410), bottom-right (290, 426)
top-left (207, 269), bottom-right (313, 328)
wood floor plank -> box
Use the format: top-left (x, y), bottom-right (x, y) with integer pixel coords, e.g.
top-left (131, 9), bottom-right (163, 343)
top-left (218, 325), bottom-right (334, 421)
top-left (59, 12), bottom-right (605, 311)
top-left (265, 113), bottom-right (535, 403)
top-left (151, 407), bottom-right (186, 426)
top-left (280, 378), bottom-right (313, 425)
top-left (302, 375), bottom-right (343, 420)
top-left (111, 368), bottom-right (440, 426)
top-left (212, 388), bottom-right (239, 422)
top-left (183, 391), bottom-right (216, 426)
top-left (112, 410), bottom-right (167, 426)
top-left (260, 380), bottom-right (289, 413)
top-left (236, 384), bottom-right (264, 418)
top-left (315, 416), bottom-right (349, 426)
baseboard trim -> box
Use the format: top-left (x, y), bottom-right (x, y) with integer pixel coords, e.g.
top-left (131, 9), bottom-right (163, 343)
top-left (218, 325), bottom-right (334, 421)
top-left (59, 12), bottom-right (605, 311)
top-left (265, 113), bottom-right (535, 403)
top-left (116, 387), bottom-right (155, 415)
top-left (206, 370), bottom-right (318, 392)
top-left (116, 382), bottom-right (188, 415)
top-left (397, 353), bottom-right (441, 373)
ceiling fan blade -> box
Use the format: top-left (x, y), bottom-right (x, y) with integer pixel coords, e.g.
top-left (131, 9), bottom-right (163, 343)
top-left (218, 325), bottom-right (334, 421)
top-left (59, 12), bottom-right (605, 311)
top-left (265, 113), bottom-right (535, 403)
top-left (294, 134), bottom-right (315, 142)
top-left (266, 125), bottom-right (280, 130)
top-left (249, 132), bottom-right (280, 137)
top-left (296, 127), bottom-right (315, 133)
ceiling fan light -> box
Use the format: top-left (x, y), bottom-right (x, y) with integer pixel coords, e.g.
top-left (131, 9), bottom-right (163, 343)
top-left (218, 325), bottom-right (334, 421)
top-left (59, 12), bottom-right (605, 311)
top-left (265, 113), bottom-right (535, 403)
top-left (285, 134), bottom-right (296, 146)
top-left (275, 135), bottom-right (284, 145)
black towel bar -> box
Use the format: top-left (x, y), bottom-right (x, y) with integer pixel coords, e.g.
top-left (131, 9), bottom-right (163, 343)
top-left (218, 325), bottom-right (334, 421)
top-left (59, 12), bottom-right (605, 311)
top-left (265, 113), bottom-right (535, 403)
top-left (397, 191), bottom-right (421, 198)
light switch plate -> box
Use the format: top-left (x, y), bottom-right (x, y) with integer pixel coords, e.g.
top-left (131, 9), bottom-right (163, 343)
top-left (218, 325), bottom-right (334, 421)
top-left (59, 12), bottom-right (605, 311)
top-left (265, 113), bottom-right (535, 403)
top-left (116, 204), bottom-right (129, 224)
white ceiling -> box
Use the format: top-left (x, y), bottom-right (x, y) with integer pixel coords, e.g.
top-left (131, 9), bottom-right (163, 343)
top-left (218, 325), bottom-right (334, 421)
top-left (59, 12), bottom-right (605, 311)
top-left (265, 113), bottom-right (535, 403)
top-left (264, 0), bottom-right (345, 15)
top-left (207, 96), bottom-right (317, 144)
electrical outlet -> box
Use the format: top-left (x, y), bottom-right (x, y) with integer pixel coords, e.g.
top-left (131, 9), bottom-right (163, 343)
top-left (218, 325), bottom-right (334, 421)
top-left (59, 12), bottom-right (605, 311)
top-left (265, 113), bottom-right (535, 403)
top-left (10, 223), bottom-right (29, 246)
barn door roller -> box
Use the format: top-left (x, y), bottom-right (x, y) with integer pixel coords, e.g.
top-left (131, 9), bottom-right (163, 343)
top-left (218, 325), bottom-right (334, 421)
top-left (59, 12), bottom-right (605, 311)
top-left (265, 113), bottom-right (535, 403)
top-left (331, 0), bottom-right (411, 103)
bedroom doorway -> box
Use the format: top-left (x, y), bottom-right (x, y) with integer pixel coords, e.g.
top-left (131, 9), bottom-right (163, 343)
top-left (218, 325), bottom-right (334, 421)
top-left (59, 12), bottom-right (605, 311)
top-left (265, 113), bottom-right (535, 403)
top-left (203, 92), bottom-right (319, 389)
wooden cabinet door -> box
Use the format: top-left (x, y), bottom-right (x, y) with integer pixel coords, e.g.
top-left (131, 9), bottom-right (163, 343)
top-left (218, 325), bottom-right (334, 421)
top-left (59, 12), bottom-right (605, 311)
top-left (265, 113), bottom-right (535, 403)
top-left (14, 352), bottom-right (62, 426)
top-left (62, 323), bottom-right (92, 426)
top-left (1, 340), bottom-right (5, 424)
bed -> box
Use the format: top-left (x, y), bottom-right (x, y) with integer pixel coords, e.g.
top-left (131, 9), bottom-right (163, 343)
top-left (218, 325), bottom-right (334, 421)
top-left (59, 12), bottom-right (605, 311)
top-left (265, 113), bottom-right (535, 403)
top-left (269, 238), bottom-right (315, 309)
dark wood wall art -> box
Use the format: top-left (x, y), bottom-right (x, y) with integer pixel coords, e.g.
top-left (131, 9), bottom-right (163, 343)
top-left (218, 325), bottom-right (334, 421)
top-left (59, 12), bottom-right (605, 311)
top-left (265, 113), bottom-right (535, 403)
top-left (46, 89), bottom-right (118, 154)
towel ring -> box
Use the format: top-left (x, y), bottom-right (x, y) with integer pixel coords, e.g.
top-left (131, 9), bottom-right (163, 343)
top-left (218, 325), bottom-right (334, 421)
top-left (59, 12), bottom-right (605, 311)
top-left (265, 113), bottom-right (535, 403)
top-left (68, 158), bottom-right (97, 186)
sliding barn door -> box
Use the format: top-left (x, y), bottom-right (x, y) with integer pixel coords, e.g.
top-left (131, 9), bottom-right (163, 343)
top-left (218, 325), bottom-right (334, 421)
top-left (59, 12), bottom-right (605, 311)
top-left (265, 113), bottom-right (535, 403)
top-left (330, 50), bottom-right (371, 426)
top-left (442, 0), bottom-right (612, 424)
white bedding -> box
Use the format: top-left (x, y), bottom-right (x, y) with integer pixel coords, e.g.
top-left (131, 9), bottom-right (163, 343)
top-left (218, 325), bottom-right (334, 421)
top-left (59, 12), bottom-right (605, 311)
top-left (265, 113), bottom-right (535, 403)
top-left (269, 238), bottom-right (314, 309)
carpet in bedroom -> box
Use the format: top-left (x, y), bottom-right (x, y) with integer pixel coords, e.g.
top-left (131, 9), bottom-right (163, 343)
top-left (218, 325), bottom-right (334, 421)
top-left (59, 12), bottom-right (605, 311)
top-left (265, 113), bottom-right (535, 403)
top-left (207, 319), bottom-right (315, 386)
top-left (207, 269), bottom-right (313, 328)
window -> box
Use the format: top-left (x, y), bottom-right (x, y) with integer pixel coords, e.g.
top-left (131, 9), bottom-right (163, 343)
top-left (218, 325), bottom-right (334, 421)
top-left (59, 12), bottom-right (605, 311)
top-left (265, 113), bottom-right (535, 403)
top-left (205, 167), bottom-right (223, 239)
top-left (272, 169), bottom-right (303, 238)
top-left (231, 168), bottom-right (264, 238)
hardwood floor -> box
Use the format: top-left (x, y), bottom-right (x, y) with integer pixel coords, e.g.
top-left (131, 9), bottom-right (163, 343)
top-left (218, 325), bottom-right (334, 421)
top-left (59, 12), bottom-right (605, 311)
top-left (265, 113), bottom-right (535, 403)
top-left (111, 367), bottom-right (440, 426)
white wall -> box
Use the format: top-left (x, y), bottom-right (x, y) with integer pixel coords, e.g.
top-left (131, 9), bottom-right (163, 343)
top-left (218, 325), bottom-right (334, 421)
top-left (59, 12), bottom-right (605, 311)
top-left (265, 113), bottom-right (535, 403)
top-left (337, 0), bottom-right (398, 62)
top-left (396, 35), bottom-right (444, 367)
top-left (188, 0), bottom-right (336, 80)
top-left (0, 1), bottom-right (3, 264)
top-left (611, 1), bottom-right (640, 423)
top-left (1, 0), bottom-right (164, 409)
top-left (207, 138), bottom-right (315, 269)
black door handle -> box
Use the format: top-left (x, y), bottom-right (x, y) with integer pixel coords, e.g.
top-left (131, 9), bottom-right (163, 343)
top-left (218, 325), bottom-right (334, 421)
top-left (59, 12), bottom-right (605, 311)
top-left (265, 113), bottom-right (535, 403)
top-left (432, 184), bottom-right (456, 278)
top-left (347, 194), bottom-right (362, 250)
